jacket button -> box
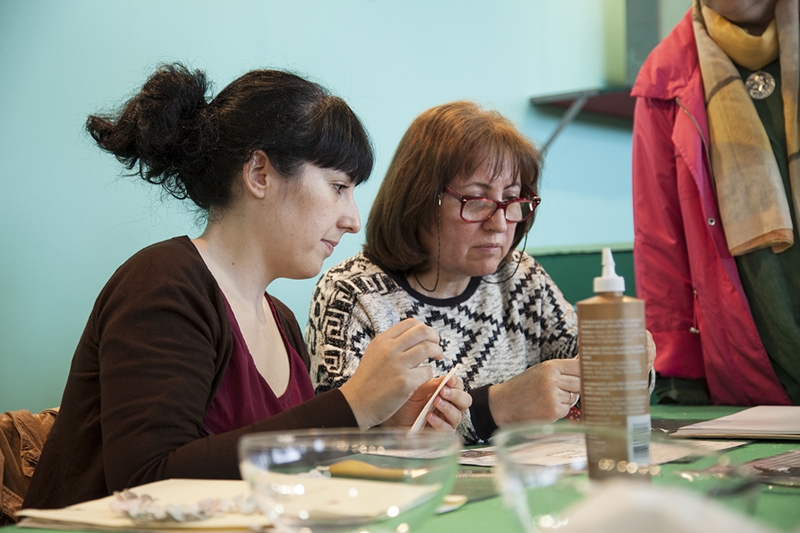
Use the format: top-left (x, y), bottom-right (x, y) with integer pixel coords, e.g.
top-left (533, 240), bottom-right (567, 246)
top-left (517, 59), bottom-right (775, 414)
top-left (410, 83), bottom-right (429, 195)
top-left (708, 217), bottom-right (716, 226)
top-left (690, 327), bottom-right (700, 334)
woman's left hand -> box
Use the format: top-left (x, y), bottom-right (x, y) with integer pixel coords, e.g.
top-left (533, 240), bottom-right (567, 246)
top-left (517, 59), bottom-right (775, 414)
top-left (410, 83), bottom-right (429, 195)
top-left (381, 373), bottom-right (472, 431)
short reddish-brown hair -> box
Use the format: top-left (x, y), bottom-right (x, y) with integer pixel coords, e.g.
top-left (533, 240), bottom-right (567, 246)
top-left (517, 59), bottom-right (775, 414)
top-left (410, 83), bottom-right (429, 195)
top-left (365, 101), bottom-right (542, 272)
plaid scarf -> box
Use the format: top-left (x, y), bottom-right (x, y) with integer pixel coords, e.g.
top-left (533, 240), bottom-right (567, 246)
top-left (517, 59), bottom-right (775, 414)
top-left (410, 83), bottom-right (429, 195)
top-left (693, 0), bottom-right (800, 256)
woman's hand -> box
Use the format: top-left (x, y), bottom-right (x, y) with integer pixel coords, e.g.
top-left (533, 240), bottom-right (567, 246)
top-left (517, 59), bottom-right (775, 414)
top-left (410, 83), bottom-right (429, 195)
top-left (339, 318), bottom-right (443, 429)
top-left (487, 358), bottom-right (581, 426)
top-left (381, 373), bottom-right (472, 432)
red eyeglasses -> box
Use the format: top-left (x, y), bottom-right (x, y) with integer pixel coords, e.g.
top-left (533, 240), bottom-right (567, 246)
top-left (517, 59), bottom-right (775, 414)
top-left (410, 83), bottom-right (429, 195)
top-left (443, 187), bottom-right (541, 223)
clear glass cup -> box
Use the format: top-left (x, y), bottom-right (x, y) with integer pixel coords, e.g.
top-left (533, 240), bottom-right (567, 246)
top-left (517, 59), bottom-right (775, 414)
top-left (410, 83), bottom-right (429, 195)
top-left (238, 428), bottom-right (460, 533)
top-left (494, 423), bottom-right (759, 533)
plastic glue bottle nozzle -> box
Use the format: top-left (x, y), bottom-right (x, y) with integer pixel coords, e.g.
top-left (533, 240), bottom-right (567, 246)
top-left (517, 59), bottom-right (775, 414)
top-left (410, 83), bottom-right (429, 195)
top-left (593, 247), bottom-right (625, 293)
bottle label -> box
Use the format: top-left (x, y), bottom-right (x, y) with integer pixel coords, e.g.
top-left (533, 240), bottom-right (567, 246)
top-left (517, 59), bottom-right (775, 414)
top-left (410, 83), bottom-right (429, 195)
top-left (579, 316), bottom-right (649, 419)
top-left (578, 300), bottom-right (651, 480)
top-left (627, 414), bottom-right (652, 465)
top-left (585, 413), bottom-right (651, 480)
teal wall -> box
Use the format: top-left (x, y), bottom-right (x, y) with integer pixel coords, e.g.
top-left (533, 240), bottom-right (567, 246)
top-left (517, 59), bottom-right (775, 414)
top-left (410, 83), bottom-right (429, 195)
top-left (1, 0), bottom-right (661, 411)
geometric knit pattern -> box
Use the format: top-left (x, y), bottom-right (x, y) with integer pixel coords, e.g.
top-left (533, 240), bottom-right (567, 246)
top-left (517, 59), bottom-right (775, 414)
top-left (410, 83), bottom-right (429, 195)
top-left (306, 250), bottom-right (578, 443)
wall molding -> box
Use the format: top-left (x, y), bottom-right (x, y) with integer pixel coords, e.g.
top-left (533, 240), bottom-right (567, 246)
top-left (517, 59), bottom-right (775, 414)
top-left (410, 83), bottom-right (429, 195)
top-left (525, 241), bottom-right (633, 256)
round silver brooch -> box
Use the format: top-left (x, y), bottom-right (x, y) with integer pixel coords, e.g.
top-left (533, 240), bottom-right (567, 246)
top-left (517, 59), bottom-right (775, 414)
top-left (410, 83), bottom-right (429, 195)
top-left (745, 70), bottom-right (776, 100)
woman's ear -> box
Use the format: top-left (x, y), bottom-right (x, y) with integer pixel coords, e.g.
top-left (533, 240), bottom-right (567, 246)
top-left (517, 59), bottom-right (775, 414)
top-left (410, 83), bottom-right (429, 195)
top-left (241, 150), bottom-right (271, 199)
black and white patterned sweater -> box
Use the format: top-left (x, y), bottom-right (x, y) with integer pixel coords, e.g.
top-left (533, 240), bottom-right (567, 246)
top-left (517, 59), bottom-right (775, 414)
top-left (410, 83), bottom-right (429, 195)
top-left (305, 250), bottom-right (578, 444)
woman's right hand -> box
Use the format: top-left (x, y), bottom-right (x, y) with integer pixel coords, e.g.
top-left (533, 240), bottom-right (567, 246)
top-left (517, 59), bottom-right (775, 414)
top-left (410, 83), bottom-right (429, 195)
top-left (487, 357), bottom-right (581, 426)
top-left (380, 373), bottom-right (472, 431)
top-left (339, 318), bottom-right (443, 429)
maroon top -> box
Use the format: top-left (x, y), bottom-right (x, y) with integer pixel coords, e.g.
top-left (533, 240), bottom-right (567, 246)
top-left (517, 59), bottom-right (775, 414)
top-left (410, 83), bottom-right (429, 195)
top-left (203, 295), bottom-right (316, 435)
top-left (25, 238), bottom-right (357, 511)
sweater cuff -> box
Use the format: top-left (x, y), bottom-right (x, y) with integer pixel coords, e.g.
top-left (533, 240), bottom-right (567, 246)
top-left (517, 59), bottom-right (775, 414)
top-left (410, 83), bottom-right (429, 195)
top-left (252, 389), bottom-right (359, 431)
top-left (307, 389), bottom-right (360, 428)
top-left (468, 385), bottom-right (498, 441)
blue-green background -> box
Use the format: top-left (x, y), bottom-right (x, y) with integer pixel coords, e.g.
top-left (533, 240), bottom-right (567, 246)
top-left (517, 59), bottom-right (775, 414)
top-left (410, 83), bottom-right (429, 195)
top-left (0, 0), bottom-right (687, 411)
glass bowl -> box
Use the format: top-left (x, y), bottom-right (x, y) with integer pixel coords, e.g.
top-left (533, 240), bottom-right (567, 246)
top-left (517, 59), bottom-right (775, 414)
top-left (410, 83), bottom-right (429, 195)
top-left (238, 428), bottom-right (460, 533)
top-left (494, 423), bottom-right (759, 533)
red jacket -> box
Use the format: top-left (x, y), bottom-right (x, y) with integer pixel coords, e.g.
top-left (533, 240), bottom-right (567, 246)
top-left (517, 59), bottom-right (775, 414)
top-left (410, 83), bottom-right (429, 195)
top-left (631, 10), bottom-right (791, 405)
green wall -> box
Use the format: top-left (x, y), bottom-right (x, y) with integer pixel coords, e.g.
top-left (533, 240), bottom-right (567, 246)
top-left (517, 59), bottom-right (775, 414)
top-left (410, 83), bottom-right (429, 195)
top-left (531, 246), bottom-right (636, 304)
top-left (0, 0), bottom-right (676, 411)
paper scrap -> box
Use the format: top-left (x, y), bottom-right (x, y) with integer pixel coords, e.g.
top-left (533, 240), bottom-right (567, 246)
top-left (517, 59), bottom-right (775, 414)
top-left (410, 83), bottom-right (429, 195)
top-left (409, 366), bottom-right (458, 433)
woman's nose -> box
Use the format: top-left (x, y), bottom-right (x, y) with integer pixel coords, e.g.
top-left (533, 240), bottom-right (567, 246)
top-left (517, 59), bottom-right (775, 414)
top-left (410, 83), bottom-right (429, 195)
top-left (341, 196), bottom-right (361, 234)
top-left (483, 207), bottom-right (510, 232)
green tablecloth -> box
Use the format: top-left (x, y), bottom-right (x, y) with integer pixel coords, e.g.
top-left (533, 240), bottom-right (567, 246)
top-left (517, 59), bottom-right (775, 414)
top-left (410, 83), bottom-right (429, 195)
top-left (4, 406), bottom-right (799, 533)
top-left (418, 405), bottom-right (800, 533)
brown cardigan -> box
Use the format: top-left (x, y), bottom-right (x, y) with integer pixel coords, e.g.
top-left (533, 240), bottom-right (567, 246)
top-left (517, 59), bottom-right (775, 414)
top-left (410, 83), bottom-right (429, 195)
top-left (24, 237), bottom-right (357, 509)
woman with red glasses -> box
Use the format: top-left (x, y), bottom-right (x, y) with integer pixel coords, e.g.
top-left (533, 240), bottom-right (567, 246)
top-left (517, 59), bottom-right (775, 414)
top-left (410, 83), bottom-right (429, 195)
top-left (305, 101), bottom-right (649, 443)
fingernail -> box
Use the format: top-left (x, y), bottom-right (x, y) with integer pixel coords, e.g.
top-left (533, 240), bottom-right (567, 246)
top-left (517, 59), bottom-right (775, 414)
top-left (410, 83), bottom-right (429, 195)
top-left (442, 387), bottom-right (451, 398)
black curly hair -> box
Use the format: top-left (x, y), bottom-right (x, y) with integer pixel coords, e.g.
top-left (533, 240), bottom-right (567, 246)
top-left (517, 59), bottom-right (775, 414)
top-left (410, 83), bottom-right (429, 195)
top-left (86, 63), bottom-right (373, 212)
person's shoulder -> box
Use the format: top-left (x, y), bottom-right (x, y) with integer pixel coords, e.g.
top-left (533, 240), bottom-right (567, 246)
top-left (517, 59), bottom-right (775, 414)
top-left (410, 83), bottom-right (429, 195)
top-left (489, 251), bottom-right (559, 292)
top-left (127, 236), bottom-right (198, 264)
top-left (491, 250), bottom-right (540, 279)
top-left (525, 253), bottom-right (548, 276)
top-left (314, 251), bottom-right (400, 302)
top-left (632, 9), bottom-right (698, 99)
top-left (523, 253), bottom-right (561, 284)
top-left (109, 236), bottom-right (212, 290)
top-left (318, 251), bottom-right (385, 284)
top-left (91, 237), bottom-right (223, 326)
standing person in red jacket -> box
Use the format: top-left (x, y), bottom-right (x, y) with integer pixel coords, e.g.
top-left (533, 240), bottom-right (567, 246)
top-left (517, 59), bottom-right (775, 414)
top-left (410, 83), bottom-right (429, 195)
top-left (632, 0), bottom-right (798, 405)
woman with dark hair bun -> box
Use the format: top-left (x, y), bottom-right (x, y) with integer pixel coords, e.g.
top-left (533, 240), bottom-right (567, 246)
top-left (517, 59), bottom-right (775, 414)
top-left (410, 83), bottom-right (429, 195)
top-left (24, 64), bottom-right (470, 510)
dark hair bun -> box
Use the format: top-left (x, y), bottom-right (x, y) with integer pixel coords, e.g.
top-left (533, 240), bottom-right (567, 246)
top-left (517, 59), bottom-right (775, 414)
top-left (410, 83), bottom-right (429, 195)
top-left (86, 63), bottom-right (216, 205)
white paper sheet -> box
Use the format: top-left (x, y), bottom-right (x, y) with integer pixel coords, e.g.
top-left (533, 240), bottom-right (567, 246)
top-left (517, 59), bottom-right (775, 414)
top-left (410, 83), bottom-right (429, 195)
top-left (457, 439), bottom-right (747, 467)
top-left (673, 406), bottom-right (800, 439)
top-left (18, 474), bottom-right (442, 531)
top-left (17, 479), bottom-right (268, 531)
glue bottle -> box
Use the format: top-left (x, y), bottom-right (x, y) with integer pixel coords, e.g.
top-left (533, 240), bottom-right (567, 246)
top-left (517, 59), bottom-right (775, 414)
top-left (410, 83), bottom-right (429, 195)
top-left (577, 248), bottom-right (650, 479)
